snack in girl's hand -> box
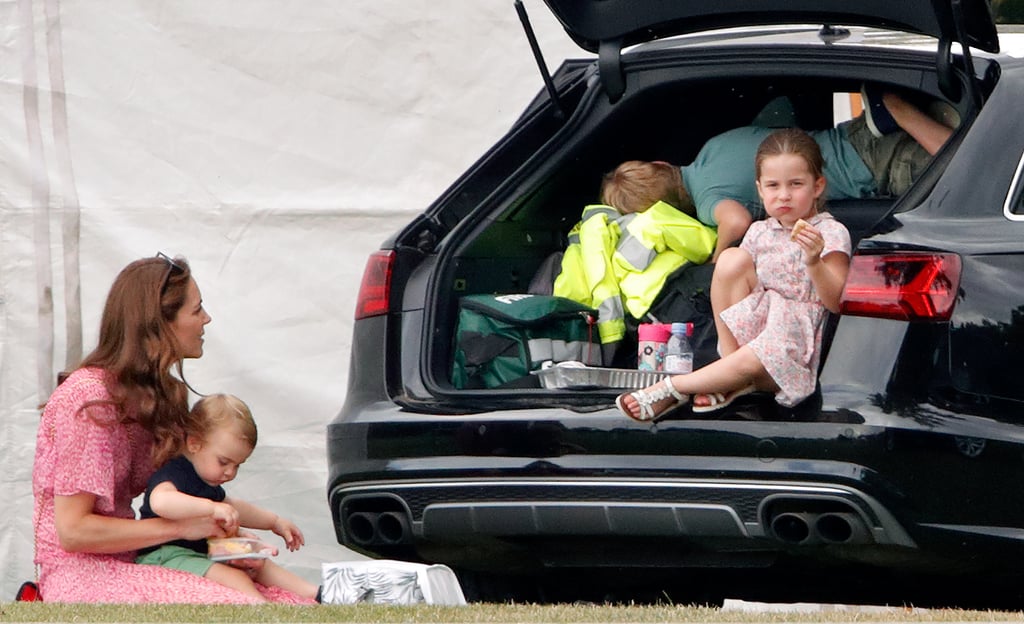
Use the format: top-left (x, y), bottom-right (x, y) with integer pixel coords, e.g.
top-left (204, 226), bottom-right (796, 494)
top-left (790, 218), bottom-right (810, 241)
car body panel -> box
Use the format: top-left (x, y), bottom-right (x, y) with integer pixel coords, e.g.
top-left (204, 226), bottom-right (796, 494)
top-left (542, 0), bottom-right (999, 53)
top-left (328, 10), bottom-right (1024, 606)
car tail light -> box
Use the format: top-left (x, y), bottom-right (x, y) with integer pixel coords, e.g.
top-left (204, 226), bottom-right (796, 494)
top-left (840, 252), bottom-right (961, 321)
top-left (354, 250), bottom-right (395, 320)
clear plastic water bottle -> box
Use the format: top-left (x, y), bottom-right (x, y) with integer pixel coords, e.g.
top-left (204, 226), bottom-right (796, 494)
top-left (663, 322), bottom-right (693, 374)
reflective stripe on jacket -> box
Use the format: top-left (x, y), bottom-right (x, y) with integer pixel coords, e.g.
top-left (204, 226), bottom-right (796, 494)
top-left (615, 201), bottom-right (717, 318)
top-left (554, 205), bottom-right (626, 343)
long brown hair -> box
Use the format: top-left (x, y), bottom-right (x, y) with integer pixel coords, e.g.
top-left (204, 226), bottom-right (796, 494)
top-left (78, 255), bottom-right (195, 458)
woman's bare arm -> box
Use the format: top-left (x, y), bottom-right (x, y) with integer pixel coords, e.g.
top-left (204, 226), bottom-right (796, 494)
top-left (53, 491), bottom-right (228, 554)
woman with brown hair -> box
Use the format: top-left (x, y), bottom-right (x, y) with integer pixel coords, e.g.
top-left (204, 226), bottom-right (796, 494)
top-left (31, 254), bottom-right (313, 603)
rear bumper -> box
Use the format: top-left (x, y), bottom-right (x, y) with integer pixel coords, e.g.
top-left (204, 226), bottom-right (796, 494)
top-left (331, 474), bottom-right (915, 550)
top-left (326, 394), bottom-right (1024, 576)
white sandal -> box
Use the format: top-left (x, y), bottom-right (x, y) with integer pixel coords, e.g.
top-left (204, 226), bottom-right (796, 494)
top-left (615, 377), bottom-right (689, 422)
top-left (691, 384), bottom-right (757, 413)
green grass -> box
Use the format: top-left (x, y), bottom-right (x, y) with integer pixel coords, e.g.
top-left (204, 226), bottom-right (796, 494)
top-left (2, 603), bottom-right (1024, 623)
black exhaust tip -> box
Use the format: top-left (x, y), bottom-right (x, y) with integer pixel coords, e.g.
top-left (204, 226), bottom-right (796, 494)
top-left (346, 511), bottom-right (379, 545)
top-left (377, 511), bottom-right (411, 544)
top-left (816, 512), bottom-right (870, 544)
top-left (770, 512), bottom-right (812, 544)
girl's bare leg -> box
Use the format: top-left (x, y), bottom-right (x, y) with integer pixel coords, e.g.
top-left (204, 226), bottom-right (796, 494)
top-left (619, 346), bottom-right (777, 419)
top-left (710, 246), bottom-right (757, 356)
top-left (205, 562), bottom-right (267, 602)
top-left (672, 346), bottom-right (775, 395)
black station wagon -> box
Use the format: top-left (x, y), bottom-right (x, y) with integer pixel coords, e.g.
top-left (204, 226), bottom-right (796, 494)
top-left (328, 0), bottom-right (1024, 607)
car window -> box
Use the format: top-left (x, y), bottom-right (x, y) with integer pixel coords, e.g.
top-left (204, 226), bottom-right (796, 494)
top-left (994, 0), bottom-right (1024, 23)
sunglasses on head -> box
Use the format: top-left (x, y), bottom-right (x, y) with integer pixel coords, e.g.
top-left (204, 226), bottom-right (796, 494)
top-left (155, 252), bottom-right (185, 293)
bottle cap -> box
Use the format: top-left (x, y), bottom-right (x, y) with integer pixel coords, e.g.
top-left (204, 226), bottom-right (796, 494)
top-left (638, 323), bottom-right (672, 342)
top-left (670, 322), bottom-right (688, 334)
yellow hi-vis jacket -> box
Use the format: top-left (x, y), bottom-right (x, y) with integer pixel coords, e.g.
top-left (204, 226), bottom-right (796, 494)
top-left (554, 205), bottom-right (624, 343)
top-left (554, 201), bottom-right (717, 344)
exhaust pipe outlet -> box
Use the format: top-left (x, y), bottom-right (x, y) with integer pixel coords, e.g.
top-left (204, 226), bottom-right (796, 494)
top-left (770, 512), bottom-right (813, 544)
top-left (815, 512), bottom-right (870, 544)
top-left (346, 511), bottom-right (379, 546)
top-left (377, 511), bottom-right (411, 544)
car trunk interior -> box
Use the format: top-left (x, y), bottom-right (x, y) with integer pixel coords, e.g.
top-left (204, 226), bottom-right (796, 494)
top-left (430, 65), bottom-right (976, 395)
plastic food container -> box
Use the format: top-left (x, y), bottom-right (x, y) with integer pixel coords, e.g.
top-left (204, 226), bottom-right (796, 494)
top-left (532, 362), bottom-right (672, 389)
top-left (207, 537), bottom-right (275, 561)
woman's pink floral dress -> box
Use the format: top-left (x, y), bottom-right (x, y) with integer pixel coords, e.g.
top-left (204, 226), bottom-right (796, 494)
top-left (719, 213), bottom-right (851, 406)
top-left (32, 367), bottom-right (314, 604)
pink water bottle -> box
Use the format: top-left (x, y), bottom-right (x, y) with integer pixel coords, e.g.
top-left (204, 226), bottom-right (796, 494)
top-left (637, 323), bottom-right (672, 370)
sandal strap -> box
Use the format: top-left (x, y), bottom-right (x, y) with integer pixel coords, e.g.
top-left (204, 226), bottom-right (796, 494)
top-left (638, 380), bottom-right (674, 405)
top-left (703, 392), bottom-right (726, 407)
top-left (628, 378), bottom-right (687, 421)
top-left (661, 378), bottom-right (685, 403)
top-left (629, 389), bottom-right (658, 420)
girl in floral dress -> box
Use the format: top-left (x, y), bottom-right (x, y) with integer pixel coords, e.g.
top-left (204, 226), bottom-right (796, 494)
top-left (32, 254), bottom-right (314, 604)
top-left (617, 128), bottom-right (852, 420)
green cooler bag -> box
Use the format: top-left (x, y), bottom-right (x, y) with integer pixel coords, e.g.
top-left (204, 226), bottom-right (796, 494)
top-left (452, 294), bottom-right (601, 389)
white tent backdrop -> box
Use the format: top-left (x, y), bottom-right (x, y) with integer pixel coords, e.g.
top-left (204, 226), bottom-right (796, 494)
top-left (0, 0), bottom-right (587, 597)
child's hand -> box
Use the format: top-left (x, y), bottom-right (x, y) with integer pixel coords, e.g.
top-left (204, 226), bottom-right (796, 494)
top-left (177, 515), bottom-right (229, 542)
top-left (211, 502), bottom-right (240, 536)
top-left (272, 516), bottom-right (306, 551)
top-left (791, 220), bottom-right (824, 265)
